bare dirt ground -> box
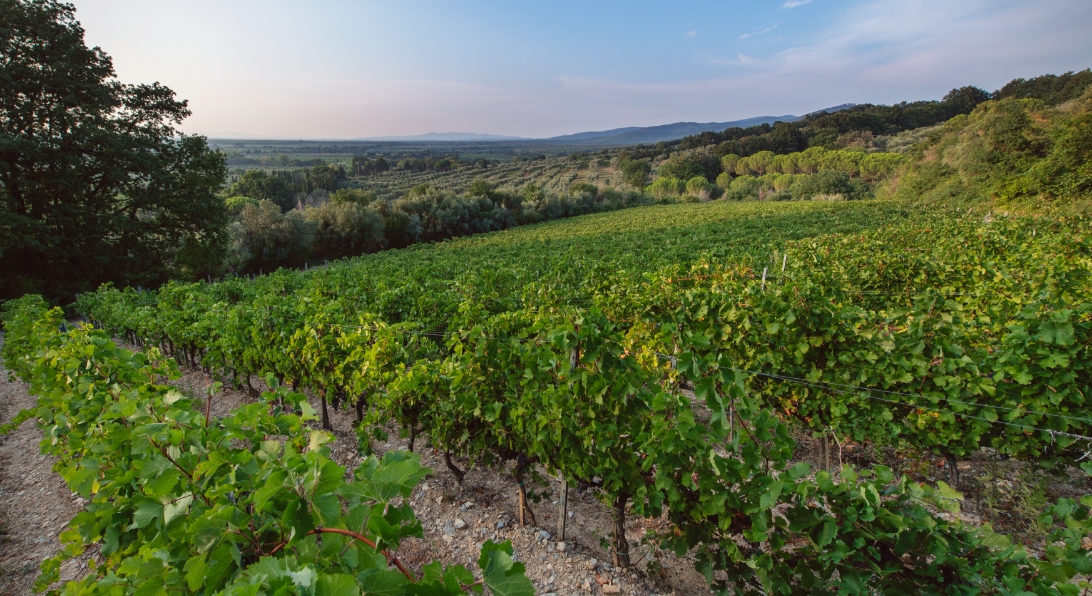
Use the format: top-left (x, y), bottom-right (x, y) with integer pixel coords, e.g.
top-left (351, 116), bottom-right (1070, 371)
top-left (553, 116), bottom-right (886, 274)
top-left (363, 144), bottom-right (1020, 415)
top-left (0, 339), bottom-right (97, 596)
top-left (3, 335), bottom-right (1088, 595)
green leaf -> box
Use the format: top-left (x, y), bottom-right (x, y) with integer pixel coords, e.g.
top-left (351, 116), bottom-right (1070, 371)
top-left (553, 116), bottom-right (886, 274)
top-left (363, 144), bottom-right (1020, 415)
top-left (316, 573), bottom-right (361, 596)
top-left (132, 499), bottom-right (163, 529)
top-left (479, 541), bottom-right (534, 596)
top-left (283, 497), bottom-right (315, 539)
top-left (312, 494), bottom-right (341, 526)
top-left (144, 468), bottom-right (180, 499)
top-left (936, 482), bottom-right (964, 503)
top-left (816, 518), bottom-right (836, 547)
top-left (357, 569), bottom-right (409, 596)
top-left (163, 493), bottom-right (193, 524)
top-left (759, 480), bottom-right (783, 510)
top-left (183, 553), bottom-right (208, 591)
top-left (190, 512), bottom-right (228, 553)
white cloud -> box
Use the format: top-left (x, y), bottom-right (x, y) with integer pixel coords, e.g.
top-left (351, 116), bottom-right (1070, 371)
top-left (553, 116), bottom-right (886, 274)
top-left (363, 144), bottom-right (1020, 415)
top-left (741, 23), bottom-right (779, 39)
top-left (686, 29), bottom-right (697, 37)
top-left (709, 52), bottom-right (755, 66)
top-left (783, 0), bottom-right (812, 8)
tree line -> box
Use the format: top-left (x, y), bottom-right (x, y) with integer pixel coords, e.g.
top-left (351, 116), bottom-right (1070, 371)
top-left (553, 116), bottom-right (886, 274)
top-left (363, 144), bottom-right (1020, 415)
top-left (222, 182), bottom-right (657, 275)
top-left (666, 71), bottom-right (1091, 159)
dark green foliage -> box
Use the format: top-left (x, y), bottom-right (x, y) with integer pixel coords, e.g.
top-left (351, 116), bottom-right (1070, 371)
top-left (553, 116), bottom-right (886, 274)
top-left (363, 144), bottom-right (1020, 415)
top-left (329, 188), bottom-right (378, 206)
top-left (467, 178), bottom-right (498, 199)
top-left (658, 152), bottom-right (722, 182)
top-left (350, 155), bottom-right (390, 176)
top-left (227, 170), bottom-right (297, 211)
top-left (790, 170), bottom-right (872, 200)
top-left (943, 85), bottom-right (994, 113)
top-left (227, 200), bottom-right (313, 274)
top-left (619, 156), bottom-right (651, 188)
top-left (994, 69), bottom-right (1092, 106)
top-left (397, 156), bottom-right (459, 172)
top-left (679, 86), bottom-right (992, 157)
top-left (568, 182), bottom-right (599, 198)
top-left (389, 185), bottom-right (514, 244)
top-left (303, 201), bottom-right (385, 260)
top-left (273, 164), bottom-right (346, 196)
top-left (0, 0), bottom-right (228, 302)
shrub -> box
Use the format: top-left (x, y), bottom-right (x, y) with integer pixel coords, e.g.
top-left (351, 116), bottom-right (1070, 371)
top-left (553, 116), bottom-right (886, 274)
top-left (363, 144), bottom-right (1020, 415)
top-left (227, 170), bottom-right (296, 212)
top-left (791, 170), bottom-right (871, 200)
top-left (303, 201), bottom-right (385, 260)
top-left (329, 188), bottom-right (378, 206)
top-left (648, 177), bottom-right (686, 199)
top-left (227, 200), bottom-right (313, 273)
top-left (685, 176), bottom-right (715, 201)
top-left (225, 195), bottom-right (259, 215)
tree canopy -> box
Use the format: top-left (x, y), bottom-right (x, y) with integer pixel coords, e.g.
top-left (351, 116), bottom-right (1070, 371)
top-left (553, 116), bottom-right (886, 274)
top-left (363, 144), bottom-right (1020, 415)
top-left (0, 0), bottom-right (227, 301)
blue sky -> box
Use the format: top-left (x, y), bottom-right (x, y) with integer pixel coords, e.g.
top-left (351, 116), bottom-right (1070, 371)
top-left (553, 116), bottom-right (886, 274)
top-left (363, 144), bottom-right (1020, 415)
top-left (73, 0), bottom-right (1092, 139)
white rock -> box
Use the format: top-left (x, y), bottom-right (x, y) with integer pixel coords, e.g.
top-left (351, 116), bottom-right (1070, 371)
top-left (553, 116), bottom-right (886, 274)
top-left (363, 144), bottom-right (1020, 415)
top-left (557, 541), bottom-right (567, 552)
top-left (538, 530), bottom-right (552, 541)
top-left (453, 519), bottom-right (467, 530)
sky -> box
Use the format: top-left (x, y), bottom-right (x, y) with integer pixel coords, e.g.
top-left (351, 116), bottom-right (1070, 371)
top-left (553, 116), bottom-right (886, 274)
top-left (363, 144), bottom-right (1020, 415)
top-left (71, 0), bottom-right (1092, 139)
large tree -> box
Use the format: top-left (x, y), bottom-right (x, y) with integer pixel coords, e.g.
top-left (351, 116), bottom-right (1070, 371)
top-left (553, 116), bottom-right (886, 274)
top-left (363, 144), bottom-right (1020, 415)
top-left (0, 0), bottom-right (227, 302)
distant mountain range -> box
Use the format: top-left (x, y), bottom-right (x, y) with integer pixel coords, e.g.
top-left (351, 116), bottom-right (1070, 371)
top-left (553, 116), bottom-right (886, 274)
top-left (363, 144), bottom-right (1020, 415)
top-left (356, 132), bottom-right (526, 142)
top-left (215, 104), bottom-right (857, 145)
top-left (539, 104), bottom-right (856, 145)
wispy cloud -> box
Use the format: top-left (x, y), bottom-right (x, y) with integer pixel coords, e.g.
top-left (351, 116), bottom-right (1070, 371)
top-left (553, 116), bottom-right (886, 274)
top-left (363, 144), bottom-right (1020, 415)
top-left (740, 23), bottom-right (779, 39)
top-left (783, 0), bottom-right (812, 8)
top-left (708, 52), bottom-right (754, 66)
top-left (686, 29), bottom-right (697, 37)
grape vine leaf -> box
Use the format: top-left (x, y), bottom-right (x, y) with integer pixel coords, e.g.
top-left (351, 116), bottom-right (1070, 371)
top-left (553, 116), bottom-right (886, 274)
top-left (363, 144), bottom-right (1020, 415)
top-left (478, 541), bottom-right (534, 596)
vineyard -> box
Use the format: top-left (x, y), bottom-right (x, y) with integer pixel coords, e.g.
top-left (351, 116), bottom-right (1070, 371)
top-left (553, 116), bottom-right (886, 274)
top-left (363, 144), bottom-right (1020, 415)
top-left (346, 156), bottom-right (621, 201)
top-left (3, 198), bottom-right (1091, 594)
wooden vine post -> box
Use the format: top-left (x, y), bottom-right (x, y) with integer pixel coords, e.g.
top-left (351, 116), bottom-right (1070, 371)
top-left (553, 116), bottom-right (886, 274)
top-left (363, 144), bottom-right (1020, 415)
top-left (822, 432), bottom-right (831, 472)
top-left (557, 478), bottom-right (567, 542)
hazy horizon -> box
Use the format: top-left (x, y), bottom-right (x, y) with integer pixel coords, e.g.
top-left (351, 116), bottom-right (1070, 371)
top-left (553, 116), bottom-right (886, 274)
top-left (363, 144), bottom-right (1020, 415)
top-left (72, 0), bottom-right (1092, 139)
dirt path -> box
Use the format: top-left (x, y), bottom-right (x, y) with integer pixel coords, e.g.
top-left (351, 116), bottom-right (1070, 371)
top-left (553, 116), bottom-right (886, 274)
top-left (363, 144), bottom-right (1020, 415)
top-left (0, 340), bottom-right (93, 595)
